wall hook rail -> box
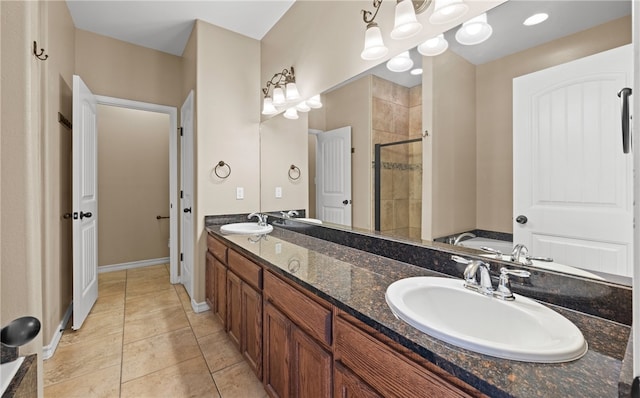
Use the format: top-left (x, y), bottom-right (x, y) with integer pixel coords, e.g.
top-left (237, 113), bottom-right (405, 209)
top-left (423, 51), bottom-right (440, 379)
top-left (214, 161), bottom-right (231, 179)
top-left (33, 41), bottom-right (48, 61)
top-left (288, 164), bottom-right (301, 180)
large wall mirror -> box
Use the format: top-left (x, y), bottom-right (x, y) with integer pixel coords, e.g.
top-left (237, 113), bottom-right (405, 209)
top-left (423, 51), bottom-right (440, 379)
top-left (260, 0), bottom-right (633, 285)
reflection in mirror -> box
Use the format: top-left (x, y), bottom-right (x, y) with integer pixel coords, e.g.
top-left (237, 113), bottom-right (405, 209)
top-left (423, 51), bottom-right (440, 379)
top-left (261, 0), bottom-right (633, 285)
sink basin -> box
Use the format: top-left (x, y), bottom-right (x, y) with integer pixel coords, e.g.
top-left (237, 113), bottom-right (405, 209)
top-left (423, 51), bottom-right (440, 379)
top-left (220, 222), bottom-right (273, 235)
top-left (385, 277), bottom-right (587, 363)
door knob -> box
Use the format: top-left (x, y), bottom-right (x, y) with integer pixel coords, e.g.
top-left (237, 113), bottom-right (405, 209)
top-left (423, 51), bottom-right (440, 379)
top-left (80, 211), bottom-right (92, 219)
top-left (515, 215), bottom-right (528, 224)
top-left (342, 200), bottom-right (351, 205)
top-left (183, 208), bottom-right (192, 213)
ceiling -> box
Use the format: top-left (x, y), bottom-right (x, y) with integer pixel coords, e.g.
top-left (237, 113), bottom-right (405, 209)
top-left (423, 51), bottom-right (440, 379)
top-left (65, 0), bottom-right (296, 56)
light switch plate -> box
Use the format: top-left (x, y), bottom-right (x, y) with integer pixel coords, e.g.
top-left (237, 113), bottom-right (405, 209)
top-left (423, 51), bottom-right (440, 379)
top-left (236, 187), bottom-right (244, 200)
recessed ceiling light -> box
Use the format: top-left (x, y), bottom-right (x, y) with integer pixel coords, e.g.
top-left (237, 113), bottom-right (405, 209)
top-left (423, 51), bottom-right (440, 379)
top-left (410, 68), bottom-right (423, 75)
top-left (523, 13), bottom-right (549, 26)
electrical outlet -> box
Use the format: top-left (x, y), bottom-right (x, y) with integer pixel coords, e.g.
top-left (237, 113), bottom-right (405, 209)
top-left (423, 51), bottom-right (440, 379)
top-left (275, 243), bottom-right (282, 254)
top-left (236, 187), bottom-right (244, 200)
top-left (275, 187), bottom-right (282, 198)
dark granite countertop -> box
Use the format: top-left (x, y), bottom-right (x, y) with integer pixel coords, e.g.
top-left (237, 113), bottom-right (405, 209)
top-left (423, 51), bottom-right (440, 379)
top-left (206, 224), bottom-right (630, 398)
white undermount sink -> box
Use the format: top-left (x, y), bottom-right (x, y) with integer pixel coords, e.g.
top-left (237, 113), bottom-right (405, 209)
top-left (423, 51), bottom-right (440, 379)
top-left (220, 222), bottom-right (273, 235)
top-left (385, 277), bottom-right (587, 363)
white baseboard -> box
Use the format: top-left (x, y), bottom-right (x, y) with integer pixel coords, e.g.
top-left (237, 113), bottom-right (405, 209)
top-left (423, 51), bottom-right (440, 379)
top-left (191, 298), bottom-right (210, 313)
top-left (98, 257), bottom-right (170, 273)
top-left (43, 302), bottom-right (73, 360)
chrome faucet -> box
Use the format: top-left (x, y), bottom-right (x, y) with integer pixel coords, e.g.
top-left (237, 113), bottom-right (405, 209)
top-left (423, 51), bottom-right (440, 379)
top-left (248, 212), bottom-right (268, 226)
top-left (452, 255), bottom-right (493, 296)
top-left (511, 244), bottom-right (533, 265)
top-left (453, 232), bottom-right (476, 246)
top-left (452, 255), bottom-right (531, 301)
top-left (280, 210), bottom-right (299, 219)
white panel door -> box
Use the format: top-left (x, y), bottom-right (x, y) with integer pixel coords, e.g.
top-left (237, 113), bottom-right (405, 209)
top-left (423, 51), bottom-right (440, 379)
top-left (180, 91), bottom-right (195, 299)
top-left (316, 127), bottom-right (352, 226)
top-left (514, 45), bottom-right (633, 277)
top-left (72, 75), bottom-right (98, 330)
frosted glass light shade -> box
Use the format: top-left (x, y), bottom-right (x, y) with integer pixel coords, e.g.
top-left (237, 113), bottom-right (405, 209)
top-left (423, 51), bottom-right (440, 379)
top-left (285, 81), bottom-right (300, 101)
top-left (386, 51), bottom-right (413, 72)
top-left (418, 34), bottom-right (449, 56)
top-left (296, 101), bottom-right (310, 112)
top-left (262, 97), bottom-right (278, 115)
top-left (523, 13), bottom-right (548, 26)
top-left (284, 107), bottom-right (299, 120)
top-left (455, 13), bottom-right (492, 45)
top-left (390, 0), bottom-right (422, 40)
top-left (306, 94), bottom-right (323, 109)
top-left (272, 86), bottom-right (285, 105)
top-left (429, 0), bottom-right (468, 24)
top-left (361, 23), bottom-right (389, 61)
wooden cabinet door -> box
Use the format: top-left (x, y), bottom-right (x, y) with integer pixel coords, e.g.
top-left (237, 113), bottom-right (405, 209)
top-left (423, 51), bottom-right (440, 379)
top-left (213, 257), bottom-right (227, 327)
top-left (227, 271), bottom-right (242, 350)
top-left (334, 362), bottom-right (382, 398)
top-left (264, 302), bottom-right (291, 398)
top-left (242, 282), bottom-right (262, 378)
top-left (205, 252), bottom-right (215, 309)
top-left (291, 325), bottom-right (332, 398)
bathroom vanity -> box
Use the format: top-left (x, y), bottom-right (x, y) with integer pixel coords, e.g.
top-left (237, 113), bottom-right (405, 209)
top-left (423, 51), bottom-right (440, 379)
top-left (206, 218), bottom-right (631, 397)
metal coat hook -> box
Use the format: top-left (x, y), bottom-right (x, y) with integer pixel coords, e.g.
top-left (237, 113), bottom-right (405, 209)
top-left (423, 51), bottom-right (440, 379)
top-left (214, 161), bottom-right (231, 179)
top-left (33, 41), bottom-right (48, 61)
top-left (288, 164), bottom-right (301, 180)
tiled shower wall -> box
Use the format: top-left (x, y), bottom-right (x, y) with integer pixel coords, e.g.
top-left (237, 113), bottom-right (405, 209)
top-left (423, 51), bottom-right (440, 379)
top-left (372, 76), bottom-right (422, 239)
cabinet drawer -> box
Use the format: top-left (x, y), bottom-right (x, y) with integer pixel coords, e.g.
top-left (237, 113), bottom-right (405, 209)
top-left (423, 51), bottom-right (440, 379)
top-left (335, 316), bottom-right (477, 398)
top-left (207, 233), bottom-right (227, 263)
top-left (264, 271), bottom-right (331, 347)
top-left (228, 249), bottom-right (262, 290)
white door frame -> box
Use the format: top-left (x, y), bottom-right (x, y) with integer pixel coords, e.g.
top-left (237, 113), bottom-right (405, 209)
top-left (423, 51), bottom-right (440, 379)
top-left (95, 95), bottom-right (179, 283)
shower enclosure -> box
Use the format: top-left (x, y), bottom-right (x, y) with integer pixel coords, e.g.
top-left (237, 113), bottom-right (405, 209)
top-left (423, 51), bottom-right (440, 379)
top-left (374, 138), bottom-right (422, 239)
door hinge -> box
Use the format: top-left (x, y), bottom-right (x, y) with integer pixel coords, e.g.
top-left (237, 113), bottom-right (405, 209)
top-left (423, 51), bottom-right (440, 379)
top-left (180, 253), bottom-right (183, 261)
top-left (351, 147), bottom-right (355, 154)
top-left (179, 127), bottom-right (183, 136)
top-left (180, 190), bottom-right (184, 199)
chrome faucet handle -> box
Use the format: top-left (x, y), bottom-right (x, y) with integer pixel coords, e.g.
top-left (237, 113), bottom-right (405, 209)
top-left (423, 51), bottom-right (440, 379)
top-left (494, 267), bottom-right (531, 301)
top-left (287, 210), bottom-right (299, 217)
top-left (260, 214), bottom-right (268, 226)
top-left (280, 211), bottom-right (290, 219)
top-left (480, 246), bottom-right (502, 259)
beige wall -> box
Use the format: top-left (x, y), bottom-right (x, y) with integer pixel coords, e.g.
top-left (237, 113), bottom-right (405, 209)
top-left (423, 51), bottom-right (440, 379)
top-left (476, 15), bottom-right (632, 233)
top-left (324, 76), bottom-right (372, 230)
top-left (97, 105), bottom-right (170, 266)
top-left (193, 20), bottom-right (261, 302)
top-left (75, 29), bottom-right (183, 108)
top-left (260, 113), bottom-right (309, 213)
top-left (1, 1), bottom-right (45, 390)
top-left (430, 51), bottom-right (477, 239)
top-left (40, 0), bottom-right (76, 352)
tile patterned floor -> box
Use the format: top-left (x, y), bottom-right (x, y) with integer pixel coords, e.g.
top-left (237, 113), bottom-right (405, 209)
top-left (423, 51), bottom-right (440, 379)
top-left (43, 264), bottom-right (267, 397)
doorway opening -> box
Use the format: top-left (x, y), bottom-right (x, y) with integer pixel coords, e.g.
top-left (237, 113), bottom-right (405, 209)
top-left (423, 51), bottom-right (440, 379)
top-left (94, 96), bottom-right (179, 283)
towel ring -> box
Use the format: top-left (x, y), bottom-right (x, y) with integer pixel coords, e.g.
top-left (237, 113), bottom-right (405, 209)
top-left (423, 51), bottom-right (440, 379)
top-left (214, 161), bottom-right (231, 179)
top-left (288, 164), bottom-right (301, 180)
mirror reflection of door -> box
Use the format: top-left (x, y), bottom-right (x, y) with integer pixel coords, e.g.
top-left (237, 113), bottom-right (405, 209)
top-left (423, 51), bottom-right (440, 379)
top-left (315, 126), bottom-right (352, 226)
top-left (513, 44), bottom-right (633, 278)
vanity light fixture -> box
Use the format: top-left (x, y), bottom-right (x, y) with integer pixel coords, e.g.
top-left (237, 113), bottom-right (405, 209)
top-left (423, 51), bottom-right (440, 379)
top-left (523, 13), bottom-right (549, 26)
top-left (455, 13), bottom-right (492, 45)
top-left (296, 101), bottom-right (311, 112)
top-left (429, 0), bottom-right (468, 25)
top-left (262, 66), bottom-right (300, 114)
top-left (417, 33), bottom-right (448, 56)
top-left (283, 107), bottom-right (299, 120)
top-left (306, 94), bottom-right (323, 109)
top-left (390, 0), bottom-right (423, 40)
top-left (386, 51), bottom-right (414, 72)
top-left (360, 0), bottom-right (432, 61)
